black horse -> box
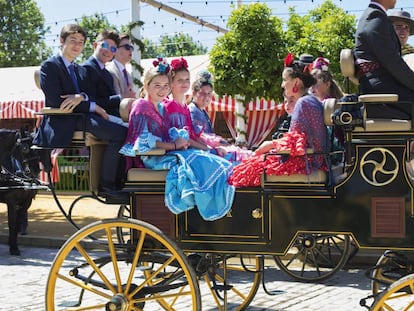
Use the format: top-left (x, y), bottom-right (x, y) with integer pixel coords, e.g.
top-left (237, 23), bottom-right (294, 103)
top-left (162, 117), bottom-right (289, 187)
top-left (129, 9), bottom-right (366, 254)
top-left (0, 129), bottom-right (43, 255)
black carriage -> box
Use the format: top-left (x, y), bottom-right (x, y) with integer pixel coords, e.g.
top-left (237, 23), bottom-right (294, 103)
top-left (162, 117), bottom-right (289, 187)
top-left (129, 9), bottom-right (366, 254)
top-left (36, 50), bottom-right (414, 310)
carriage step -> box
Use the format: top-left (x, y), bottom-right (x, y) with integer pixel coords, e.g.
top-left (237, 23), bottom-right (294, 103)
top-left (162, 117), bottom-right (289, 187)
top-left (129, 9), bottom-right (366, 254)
top-left (211, 284), bottom-right (234, 291)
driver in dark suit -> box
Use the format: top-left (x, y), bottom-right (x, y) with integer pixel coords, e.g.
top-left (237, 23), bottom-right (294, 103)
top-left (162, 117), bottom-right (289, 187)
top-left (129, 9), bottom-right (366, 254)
top-left (354, 0), bottom-right (414, 119)
top-left (33, 24), bottom-right (127, 200)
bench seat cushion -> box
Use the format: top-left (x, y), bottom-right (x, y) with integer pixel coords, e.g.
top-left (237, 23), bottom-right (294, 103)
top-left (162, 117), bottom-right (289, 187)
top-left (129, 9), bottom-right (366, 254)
top-left (127, 168), bottom-right (168, 182)
top-left (354, 119), bottom-right (411, 132)
top-left (264, 169), bottom-right (327, 183)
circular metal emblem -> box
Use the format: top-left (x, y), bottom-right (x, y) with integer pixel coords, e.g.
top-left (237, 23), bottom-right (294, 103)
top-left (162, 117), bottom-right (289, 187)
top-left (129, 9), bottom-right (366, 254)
top-left (359, 147), bottom-right (399, 186)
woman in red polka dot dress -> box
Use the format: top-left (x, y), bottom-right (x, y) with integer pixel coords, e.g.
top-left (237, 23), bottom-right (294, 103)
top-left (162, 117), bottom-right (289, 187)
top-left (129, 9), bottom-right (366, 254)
top-left (229, 53), bottom-right (329, 187)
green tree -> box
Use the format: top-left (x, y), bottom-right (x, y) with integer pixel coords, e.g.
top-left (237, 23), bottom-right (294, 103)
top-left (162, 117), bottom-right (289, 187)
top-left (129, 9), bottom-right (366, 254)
top-left (77, 13), bottom-right (118, 63)
top-left (209, 3), bottom-right (285, 140)
top-left (209, 3), bottom-right (286, 103)
top-left (284, 0), bottom-right (356, 91)
top-left (0, 0), bottom-right (50, 67)
top-left (142, 33), bottom-right (208, 58)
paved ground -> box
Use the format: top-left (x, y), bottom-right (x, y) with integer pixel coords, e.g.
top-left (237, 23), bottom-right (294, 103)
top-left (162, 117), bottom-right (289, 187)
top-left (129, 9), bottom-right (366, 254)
top-left (0, 193), bottom-right (384, 310)
top-left (0, 242), bottom-right (375, 311)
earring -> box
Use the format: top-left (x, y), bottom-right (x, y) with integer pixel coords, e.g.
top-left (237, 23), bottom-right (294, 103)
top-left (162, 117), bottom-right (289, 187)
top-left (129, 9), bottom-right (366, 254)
top-left (293, 84), bottom-right (298, 93)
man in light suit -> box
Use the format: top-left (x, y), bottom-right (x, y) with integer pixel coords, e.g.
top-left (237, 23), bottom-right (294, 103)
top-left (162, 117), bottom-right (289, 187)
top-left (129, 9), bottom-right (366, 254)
top-left (355, 0), bottom-right (414, 119)
top-left (34, 24), bottom-right (127, 200)
top-left (106, 33), bottom-right (136, 98)
top-left (83, 30), bottom-right (135, 117)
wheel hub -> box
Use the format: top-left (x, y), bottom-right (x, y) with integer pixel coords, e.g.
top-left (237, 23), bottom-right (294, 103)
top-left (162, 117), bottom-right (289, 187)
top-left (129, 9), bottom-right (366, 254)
top-left (302, 235), bottom-right (316, 249)
top-left (105, 294), bottom-right (129, 311)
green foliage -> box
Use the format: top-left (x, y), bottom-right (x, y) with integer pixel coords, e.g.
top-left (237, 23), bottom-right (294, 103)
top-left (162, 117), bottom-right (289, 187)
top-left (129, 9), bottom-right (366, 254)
top-left (284, 0), bottom-right (356, 93)
top-left (0, 0), bottom-right (50, 67)
top-left (77, 14), bottom-right (118, 63)
top-left (209, 3), bottom-right (286, 103)
top-left (141, 33), bottom-right (208, 58)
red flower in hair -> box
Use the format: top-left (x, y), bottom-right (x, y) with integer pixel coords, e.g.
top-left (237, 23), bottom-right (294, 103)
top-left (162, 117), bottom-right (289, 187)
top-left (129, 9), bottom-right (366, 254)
top-left (170, 57), bottom-right (188, 71)
top-left (284, 53), bottom-right (295, 67)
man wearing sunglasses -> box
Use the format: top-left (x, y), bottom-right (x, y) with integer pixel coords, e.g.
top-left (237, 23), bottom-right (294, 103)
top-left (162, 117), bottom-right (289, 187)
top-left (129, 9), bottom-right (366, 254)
top-left (35, 24), bottom-right (128, 202)
top-left (83, 29), bottom-right (135, 118)
top-left (106, 33), bottom-right (136, 98)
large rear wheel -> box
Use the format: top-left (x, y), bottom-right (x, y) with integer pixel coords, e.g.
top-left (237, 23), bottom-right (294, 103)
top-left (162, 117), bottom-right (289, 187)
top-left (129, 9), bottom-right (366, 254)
top-left (371, 273), bottom-right (414, 311)
top-left (45, 218), bottom-right (201, 310)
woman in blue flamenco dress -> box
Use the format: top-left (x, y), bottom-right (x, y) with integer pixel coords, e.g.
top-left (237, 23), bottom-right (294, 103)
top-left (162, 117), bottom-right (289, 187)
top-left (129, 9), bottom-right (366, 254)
top-left (119, 58), bottom-right (235, 221)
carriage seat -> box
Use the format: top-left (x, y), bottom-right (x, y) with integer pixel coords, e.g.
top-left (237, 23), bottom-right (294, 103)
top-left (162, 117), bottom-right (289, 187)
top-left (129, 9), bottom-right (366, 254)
top-left (34, 70), bottom-right (106, 193)
top-left (339, 49), bottom-right (412, 132)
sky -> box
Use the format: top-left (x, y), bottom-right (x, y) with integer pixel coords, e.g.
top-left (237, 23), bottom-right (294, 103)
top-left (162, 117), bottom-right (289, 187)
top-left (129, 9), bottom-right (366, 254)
top-left (35, 0), bottom-right (414, 54)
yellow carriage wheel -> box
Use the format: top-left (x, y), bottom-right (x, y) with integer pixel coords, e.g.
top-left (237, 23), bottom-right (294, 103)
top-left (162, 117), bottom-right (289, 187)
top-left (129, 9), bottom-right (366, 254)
top-left (371, 273), bottom-right (414, 311)
top-left (45, 218), bottom-right (201, 311)
top-left (201, 254), bottom-right (262, 311)
top-left (371, 251), bottom-right (406, 296)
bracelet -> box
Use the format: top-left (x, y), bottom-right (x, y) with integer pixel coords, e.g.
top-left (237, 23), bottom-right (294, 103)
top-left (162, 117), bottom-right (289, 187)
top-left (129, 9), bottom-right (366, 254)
top-left (174, 142), bottom-right (176, 150)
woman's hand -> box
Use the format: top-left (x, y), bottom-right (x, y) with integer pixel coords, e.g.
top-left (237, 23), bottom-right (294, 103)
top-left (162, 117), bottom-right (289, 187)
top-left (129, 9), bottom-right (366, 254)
top-left (174, 137), bottom-right (190, 150)
top-left (254, 140), bottom-right (275, 155)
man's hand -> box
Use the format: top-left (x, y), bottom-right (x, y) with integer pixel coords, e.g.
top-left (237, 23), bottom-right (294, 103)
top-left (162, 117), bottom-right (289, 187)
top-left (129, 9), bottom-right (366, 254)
top-left (60, 94), bottom-right (84, 112)
top-left (95, 105), bottom-right (109, 120)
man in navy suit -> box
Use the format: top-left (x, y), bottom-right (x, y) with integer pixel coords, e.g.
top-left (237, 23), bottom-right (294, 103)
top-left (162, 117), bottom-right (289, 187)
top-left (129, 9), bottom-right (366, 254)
top-left (82, 30), bottom-right (135, 117)
top-left (354, 0), bottom-right (414, 119)
top-left (33, 24), bottom-right (127, 200)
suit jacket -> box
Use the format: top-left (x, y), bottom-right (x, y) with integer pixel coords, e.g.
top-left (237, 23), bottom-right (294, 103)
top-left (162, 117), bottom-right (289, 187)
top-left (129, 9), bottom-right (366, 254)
top-left (354, 3), bottom-right (414, 92)
top-left (82, 56), bottom-right (121, 116)
top-left (106, 60), bottom-right (133, 95)
top-left (33, 54), bottom-right (92, 147)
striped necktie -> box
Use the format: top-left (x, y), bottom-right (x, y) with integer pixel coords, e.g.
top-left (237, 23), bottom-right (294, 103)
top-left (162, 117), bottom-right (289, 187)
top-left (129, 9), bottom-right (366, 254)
top-left (123, 68), bottom-right (130, 86)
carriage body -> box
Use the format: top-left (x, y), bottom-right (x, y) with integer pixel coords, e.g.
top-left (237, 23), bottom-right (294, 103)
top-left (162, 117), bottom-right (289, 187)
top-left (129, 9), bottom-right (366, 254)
top-left (125, 120), bottom-right (414, 256)
top-left (38, 59), bottom-right (414, 309)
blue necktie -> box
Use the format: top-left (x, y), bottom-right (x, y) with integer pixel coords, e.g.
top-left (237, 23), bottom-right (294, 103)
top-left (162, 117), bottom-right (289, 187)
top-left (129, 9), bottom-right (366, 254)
top-left (68, 64), bottom-right (80, 93)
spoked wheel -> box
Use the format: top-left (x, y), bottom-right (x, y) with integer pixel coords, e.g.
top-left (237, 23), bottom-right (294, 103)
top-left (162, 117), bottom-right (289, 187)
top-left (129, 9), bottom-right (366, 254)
top-left (116, 204), bottom-right (131, 244)
top-left (273, 232), bottom-right (350, 282)
top-left (371, 273), bottom-right (414, 311)
top-left (371, 251), bottom-right (413, 296)
top-left (200, 254), bottom-right (262, 311)
top-left (46, 218), bottom-right (201, 311)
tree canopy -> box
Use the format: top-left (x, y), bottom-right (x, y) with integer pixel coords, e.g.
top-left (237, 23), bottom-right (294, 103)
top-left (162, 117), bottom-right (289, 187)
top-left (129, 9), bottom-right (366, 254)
top-left (0, 0), bottom-right (50, 67)
top-left (209, 3), bottom-right (286, 103)
top-left (284, 0), bottom-right (356, 89)
top-left (141, 33), bottom-right (208, 59)
top-left (210, 0), bottom-right (356, 103)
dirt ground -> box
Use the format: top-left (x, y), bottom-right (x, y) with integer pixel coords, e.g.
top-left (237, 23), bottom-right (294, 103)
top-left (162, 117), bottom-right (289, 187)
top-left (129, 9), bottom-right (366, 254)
top-left (0, 191), bottom-right (122, 240)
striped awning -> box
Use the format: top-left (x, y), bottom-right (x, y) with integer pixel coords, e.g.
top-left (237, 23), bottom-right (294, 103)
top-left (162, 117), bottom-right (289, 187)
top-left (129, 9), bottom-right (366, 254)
top-left (0, 100), bottom-right (44, 119)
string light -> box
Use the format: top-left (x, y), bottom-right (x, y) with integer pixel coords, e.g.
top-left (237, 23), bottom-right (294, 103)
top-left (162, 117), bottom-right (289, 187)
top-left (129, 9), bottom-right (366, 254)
top-left (39, 1), bottom-right (414, 53)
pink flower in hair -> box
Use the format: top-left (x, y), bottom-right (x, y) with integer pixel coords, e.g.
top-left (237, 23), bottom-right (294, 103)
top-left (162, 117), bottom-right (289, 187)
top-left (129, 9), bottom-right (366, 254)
top-left (312, 57), bottom-right (330, 72)
top-left (170, 57), bottom-right (188, 71)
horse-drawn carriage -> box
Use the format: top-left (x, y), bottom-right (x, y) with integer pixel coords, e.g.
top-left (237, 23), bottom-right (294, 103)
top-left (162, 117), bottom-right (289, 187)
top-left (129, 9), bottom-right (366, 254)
top-left (33, 49), bottom-right (414, 310)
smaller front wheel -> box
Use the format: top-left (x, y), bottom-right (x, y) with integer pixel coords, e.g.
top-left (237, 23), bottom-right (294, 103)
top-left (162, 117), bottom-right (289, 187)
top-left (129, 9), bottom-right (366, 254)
top-left (273, 233), bottom-right (350, 282)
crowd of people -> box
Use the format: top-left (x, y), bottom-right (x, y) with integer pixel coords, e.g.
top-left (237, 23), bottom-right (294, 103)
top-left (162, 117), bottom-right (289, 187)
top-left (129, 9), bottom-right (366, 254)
top-left (35, 0), bottom-right (414, 220)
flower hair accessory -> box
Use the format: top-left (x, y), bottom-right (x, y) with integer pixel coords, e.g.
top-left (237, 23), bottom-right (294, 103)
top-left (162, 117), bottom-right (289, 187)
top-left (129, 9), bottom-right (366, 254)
top-left (284, 53), bottom-right (295, 67)
top-left (170, 57), bottom-right (188, 71)
top-left (312, 57), bottom-right (330, 72)
top-left (152, 57), bottom-right (170, 74)
top-left (197, 70), bottom-right (213, 84)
